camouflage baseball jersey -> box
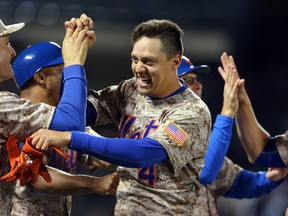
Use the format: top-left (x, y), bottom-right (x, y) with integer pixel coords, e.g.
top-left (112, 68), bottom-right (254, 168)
top-left (0, 91), bottom-right (76, 216)
top-left (88, 78), bottom-right (211, 215)
top-left (275, 130), bottom-right (288, 167)
top-left (195, 157), bottom-right (242, 216)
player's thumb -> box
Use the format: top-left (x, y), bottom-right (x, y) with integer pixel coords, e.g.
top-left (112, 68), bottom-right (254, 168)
top-left (265, 168), bottom-right (280, 180)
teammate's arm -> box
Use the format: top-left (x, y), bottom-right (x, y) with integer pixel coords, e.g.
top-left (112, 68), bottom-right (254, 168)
top-left (235, 84), bottom-right (271, 163)
top-left (49, 65), bottom-right (87, 132)
top-left (201, 62), bottom-right (242, 184)
top-left (49, 18), bottom-right (93, 132)
top-left (70, 132), bottom-right (168, 168)
top-left (224, 167), bottom-right (288, 198)
top-left (28, 166), bottom-right (119, 196)
top-left (200, 115), bottom-right (234, 184)
top-left (218, 52), bottom-right (273, 164)
top-left (30, 129), bottom-right (168, 168)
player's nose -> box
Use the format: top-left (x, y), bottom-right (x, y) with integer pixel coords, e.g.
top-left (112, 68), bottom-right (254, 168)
top-left (134, 61), bottom-right (146, 74)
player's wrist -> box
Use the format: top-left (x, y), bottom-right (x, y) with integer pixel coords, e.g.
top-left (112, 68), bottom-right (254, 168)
top-left (220, 108), bottom-right (236, 118)
top-left (63, 132), bottom-right (72, 148)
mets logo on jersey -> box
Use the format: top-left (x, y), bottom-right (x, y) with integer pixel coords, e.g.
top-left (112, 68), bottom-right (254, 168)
top-left (164, 121), bottom-right (188, 146)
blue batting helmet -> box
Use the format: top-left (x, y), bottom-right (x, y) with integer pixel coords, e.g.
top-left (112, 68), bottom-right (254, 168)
top-left (13, 41), bottom-right (64, 88)
top-left (178, 56), bottom-right (210, 78)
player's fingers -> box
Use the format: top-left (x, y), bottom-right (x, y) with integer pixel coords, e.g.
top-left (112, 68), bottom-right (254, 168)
top-left (35, 136), bottom-right (45, 150)
top-left (80, 13), bottom-right (89, 26)
top-left (220, 52), bottom-right (230, 72)
top-left (80, 14), bottom-right (94, 30)
top-left (230, 66), bottom-right (239, 88)
top-left (30, 134), bottom-right (40, 147)
top-left (30, 129), bottom-right (39, 139)
top-left (33, 131), bottom-right (49, 150)
top-left (65, 25), bottom-right (75, 39)
top-left (228, 55), bottom-right (237, 70)
top-left (231, 79), bottom-right (240, 96)
top-left (41, 139), bottom-right (49, 151)
top-left (229, 55), bottom-right (240, 79)
top-left (75, 18), bottom-right (84, 31)
top-left (86, 30), bottom-right (95, 38)
top-left (88, 18), bottom-right (94, 30)
top-left (70, 18), bottom-right (83, 38)
top-left (218, 66), bottom-right (226, 81)
top-left (226, 64), bottom-right (232, 84)
top-left (238, 79), bottom-right (245, 88)
top-left (77, 27), bottom-right (89, 42)
top-left (266, 169), bottom-right (279, 179)
top-left (64, 17), bottom-right (76, 29)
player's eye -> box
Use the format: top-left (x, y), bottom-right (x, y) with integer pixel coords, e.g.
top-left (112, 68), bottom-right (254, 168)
top-left (131, 57), bottom-right (138, 64)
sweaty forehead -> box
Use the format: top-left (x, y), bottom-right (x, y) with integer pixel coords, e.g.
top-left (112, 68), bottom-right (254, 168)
top-left (131, 37), bottom-right (164, 57)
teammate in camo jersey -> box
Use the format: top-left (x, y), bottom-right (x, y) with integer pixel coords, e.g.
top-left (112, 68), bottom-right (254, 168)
top-left (30, 19), bottom-right (211, 215)
top-left (0, 15), bottom-right (104, 216)
top-left (178, 55), bottom-right (288, 216)
top-left (10, 41), bottom-right (79, 215)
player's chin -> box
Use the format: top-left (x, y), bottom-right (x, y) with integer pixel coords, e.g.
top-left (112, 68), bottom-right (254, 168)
top-left (1, 68), bottom-right (14, 82)
top-left (137, 87), bottom-right (150, 96)
top-left (136, 83), bottom-right (152, 96)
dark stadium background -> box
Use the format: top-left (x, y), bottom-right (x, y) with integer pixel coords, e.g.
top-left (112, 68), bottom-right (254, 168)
top-left (1, 0), bottom-right (287, 215)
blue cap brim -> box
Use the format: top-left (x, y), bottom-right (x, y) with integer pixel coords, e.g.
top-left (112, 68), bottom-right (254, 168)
top-left (178, 65), bottom-right (210, 77)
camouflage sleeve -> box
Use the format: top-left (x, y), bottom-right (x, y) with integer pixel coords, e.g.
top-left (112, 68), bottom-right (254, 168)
top-left (0, 92), bottom-right (55, 143)
top-left (87, 78), bottom-right (134, 126)
top-left (208, 157), bottom-right (243, 196)
top-left (275, 130), bottom-right (288, 166)
top-left (148, 100), bottom-right (211, 177)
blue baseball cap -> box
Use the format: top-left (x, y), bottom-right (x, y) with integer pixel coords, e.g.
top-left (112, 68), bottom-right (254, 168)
top-left (178, 56), bottom-right (210, 77)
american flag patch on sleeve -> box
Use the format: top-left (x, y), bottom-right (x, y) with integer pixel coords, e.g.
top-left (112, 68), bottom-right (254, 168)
top-left (164, 121), bottom-right (188, 146)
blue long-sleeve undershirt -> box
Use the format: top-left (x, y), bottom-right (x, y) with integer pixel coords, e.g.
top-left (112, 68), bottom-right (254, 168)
top-left (224, 169), bottom-right (283, 198)
top-left (49, 65), bottom-right (87, 132)
top-left (83, 112), bottom-right (234, 179)
top-left (70, 131), bottom-right (168, 168)
top-left (254, 137), bottom-right (286, 167)
top-left (200, 115), bottom-right (234, 185)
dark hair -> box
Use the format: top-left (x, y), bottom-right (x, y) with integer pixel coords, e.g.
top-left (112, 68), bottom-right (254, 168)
top-left (131, 19), bottom-right (184, 59)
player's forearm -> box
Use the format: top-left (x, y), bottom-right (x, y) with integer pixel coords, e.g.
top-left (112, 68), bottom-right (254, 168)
top-left (49, 65), bottom-right (87, 132)
top-left (28, 166), bottom-right (98, 196)
top-left (236, 91), bottom-right (270, 163)
top-left (200, 115), bottom-right (234, 184)
top-left (224, 170), bottom-right (283, 199)
top-left (70, 131), bottom-right (168, 168)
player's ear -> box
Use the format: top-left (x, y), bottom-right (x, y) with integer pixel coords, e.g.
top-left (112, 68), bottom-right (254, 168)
top-left (172, 54), bottom-right (181, 70)
top-left (33, 70), bottom-right (47, 85)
